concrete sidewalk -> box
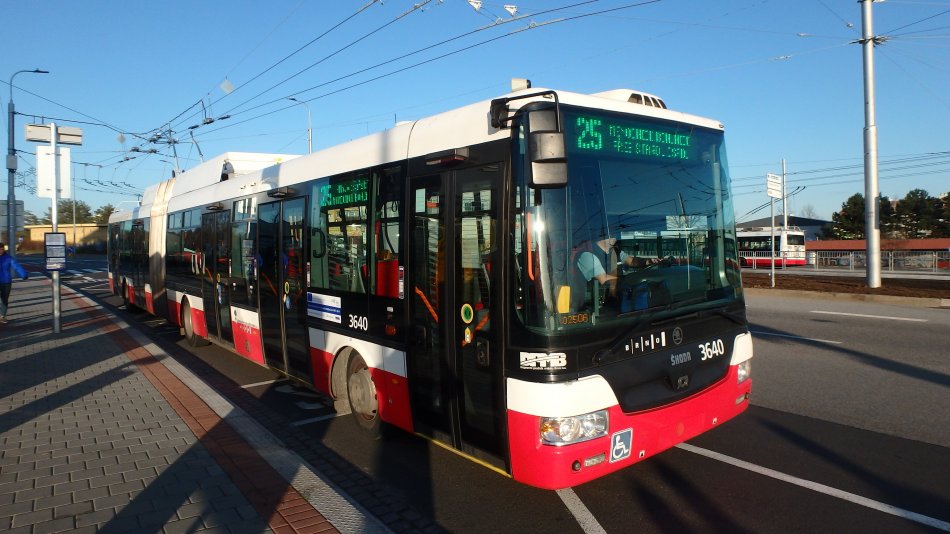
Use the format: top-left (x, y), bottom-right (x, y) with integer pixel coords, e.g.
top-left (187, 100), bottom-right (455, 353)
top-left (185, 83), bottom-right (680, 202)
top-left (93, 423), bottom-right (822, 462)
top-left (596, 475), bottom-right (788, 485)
top-left (0, 277), bottom-right (385, 533)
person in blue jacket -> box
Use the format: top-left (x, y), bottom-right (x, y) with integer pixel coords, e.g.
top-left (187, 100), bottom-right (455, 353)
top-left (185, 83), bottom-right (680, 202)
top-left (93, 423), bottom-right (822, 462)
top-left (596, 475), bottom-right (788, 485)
top-left (0, 242), bottom-right (29, 324)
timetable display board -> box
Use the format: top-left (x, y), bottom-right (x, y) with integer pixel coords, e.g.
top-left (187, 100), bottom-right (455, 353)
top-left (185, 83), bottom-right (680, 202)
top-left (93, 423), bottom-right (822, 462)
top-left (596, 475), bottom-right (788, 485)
top-left (45, 232), bottom-right (67, 271)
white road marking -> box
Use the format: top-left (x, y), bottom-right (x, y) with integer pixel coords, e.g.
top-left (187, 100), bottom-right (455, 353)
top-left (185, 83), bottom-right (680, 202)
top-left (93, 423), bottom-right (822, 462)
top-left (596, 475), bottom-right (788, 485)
top-left (750, 330), bottom-right (843, 345)
top-left (291, 413), bottom-right (344, 427)
top-left (677, 443), bottom-right (950, 531)
top-left (556, 488), bottom-right (608, 534)
top-left (810, 310), bottom-right (927, 322)
top-left (240, 378), bottom-right (286, 389)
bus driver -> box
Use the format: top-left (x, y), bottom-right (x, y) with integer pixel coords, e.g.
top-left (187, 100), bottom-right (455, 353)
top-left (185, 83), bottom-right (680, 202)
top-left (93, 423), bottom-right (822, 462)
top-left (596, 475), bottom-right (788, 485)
top-left (573, 237), bottom-right (657, 308)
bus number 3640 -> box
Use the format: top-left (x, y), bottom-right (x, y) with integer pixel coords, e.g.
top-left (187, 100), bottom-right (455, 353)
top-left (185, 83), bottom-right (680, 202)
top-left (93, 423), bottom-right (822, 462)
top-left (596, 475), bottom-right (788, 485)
top-left (348, 314), bottom-right (369, 331)
top-left (698, 339), bottom-right (725, 361)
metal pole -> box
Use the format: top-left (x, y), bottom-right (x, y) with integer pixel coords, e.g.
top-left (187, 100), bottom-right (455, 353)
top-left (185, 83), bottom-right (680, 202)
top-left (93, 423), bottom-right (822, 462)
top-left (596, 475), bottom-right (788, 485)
top-left (51, 123), bottom-right (61, 333)
top-left (5, 94), bottom-right (12, 250)
top-left (72, 164), bottom-right (77, 251)
top-left (781, 158), bottom-right (788, 230)
top-left (860, 0), bottom-right (882, 288)
top-left (288, 97), bottom-right (312, 154)
top-left (770, 198), bottom-right (775, 288)
top-left (6, 69), bottom-right (48, 257)
top-left (781, 159), bottom-right (788, 270)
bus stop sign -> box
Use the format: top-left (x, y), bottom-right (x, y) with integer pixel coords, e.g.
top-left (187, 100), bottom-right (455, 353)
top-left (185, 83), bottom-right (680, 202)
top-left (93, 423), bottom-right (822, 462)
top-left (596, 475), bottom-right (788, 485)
top-left (45, 232), bottom-right (67, 270)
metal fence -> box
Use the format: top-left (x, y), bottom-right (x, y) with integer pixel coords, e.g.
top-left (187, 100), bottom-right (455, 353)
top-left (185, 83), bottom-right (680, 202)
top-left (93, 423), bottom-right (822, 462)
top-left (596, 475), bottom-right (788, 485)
top-left (740, 250), bottom-right (950, 274)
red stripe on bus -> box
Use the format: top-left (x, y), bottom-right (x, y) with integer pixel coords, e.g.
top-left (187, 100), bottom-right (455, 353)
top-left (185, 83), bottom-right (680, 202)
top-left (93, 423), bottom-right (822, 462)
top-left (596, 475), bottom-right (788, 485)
top-left (371, 367), bottom-right (413, 433)
top-left (233, 320), bottom-right (265, 365)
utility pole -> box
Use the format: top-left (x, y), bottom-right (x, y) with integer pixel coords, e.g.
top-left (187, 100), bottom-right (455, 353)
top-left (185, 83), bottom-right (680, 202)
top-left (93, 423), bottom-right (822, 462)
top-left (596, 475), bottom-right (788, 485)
top-left (781, 158), bottom-right (788, 230)
top-left (7, 68), bottom-right (49, 255)
top-left (859, 0), bottom-right (883, 288)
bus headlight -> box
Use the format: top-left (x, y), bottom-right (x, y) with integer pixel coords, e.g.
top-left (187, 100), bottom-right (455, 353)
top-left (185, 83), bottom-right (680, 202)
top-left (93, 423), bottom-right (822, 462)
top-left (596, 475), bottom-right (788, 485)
top-left (737, 360), bottom-right (751, 384)
top-left (540, 410), bottom-right (608, 445)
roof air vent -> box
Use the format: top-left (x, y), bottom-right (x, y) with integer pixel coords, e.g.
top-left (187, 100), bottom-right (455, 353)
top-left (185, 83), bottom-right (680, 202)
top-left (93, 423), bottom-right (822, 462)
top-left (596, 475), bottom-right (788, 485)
top-left (591, 89), bottom-right (667, 109)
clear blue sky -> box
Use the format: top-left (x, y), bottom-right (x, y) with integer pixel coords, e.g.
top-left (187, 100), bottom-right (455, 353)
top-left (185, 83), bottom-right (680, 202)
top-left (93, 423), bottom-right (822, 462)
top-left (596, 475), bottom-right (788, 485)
top-left (4, 0), bottom-right (949, 223)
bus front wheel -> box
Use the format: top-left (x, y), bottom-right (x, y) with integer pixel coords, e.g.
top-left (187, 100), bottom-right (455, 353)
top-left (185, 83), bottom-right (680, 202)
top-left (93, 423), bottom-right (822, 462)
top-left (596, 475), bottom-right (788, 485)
top-left (347, 354), bottom-right (382, 438)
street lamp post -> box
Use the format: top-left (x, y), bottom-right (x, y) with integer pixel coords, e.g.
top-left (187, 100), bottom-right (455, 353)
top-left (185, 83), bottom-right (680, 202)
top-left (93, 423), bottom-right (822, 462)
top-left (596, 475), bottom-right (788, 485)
top-left (287, 97), bottom-right (312, 154)
top-left (7, 68), bottom-right (49, 257)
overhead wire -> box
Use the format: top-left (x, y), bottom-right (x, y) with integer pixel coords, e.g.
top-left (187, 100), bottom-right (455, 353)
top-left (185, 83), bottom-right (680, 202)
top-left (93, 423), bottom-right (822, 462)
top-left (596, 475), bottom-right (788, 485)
top-left (881, 7), bottom-right (950, 34)
top-left (208, 0), bottom-right (602, 123)
top-left (168, 0), bottom-right (382, 133)
top-left (193, 0), bottom-right (662, 138)
top-left (215, 0), bottom-right (442, 121)
top-left (815, 0), bottom-right (857, 31)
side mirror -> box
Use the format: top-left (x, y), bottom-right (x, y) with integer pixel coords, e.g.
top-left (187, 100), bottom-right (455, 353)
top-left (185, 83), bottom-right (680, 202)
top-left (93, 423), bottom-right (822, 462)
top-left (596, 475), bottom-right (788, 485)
top-left (528, 131), bottom-right (567, 188)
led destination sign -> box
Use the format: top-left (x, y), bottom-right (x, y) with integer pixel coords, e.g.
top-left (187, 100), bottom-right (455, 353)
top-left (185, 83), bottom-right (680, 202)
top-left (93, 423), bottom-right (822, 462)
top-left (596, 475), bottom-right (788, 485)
top-left (572, 115), bottom-right (695, 161)
top-left (320, 177), bottom-right (369, 208)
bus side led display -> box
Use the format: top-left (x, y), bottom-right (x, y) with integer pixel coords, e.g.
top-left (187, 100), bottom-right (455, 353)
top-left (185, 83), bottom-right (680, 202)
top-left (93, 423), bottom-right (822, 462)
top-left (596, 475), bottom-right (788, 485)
top-left (320, 177), bottom-right (369, 208)
top-left (573, 116), bottom-right (694, 161)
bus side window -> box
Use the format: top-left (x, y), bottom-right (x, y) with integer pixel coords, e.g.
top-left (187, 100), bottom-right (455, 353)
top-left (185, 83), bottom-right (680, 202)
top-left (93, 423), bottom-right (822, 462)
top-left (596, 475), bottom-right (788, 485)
top-left (314, 173), bottom-right (370, 294)
top-left (374, 166), bottom-right (403, 298)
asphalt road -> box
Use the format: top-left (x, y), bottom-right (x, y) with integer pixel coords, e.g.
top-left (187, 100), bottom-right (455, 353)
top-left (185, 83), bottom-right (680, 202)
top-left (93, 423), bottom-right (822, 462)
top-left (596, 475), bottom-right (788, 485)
top-left (31, 256), bottom-right (950, 533)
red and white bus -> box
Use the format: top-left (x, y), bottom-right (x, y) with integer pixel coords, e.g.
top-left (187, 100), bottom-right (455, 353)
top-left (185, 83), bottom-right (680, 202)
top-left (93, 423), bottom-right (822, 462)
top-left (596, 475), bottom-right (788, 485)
top-left (109, 85), bottom-right (753, 489)
top-left (736, 227), bottom-right (806, 267)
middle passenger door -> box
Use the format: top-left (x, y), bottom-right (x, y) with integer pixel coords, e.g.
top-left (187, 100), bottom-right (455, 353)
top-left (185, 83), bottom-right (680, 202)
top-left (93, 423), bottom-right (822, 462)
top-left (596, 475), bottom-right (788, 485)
top-left (258, 197), bottom-right (311, 382)
top-left (201, 210), bottom-right (233, 344)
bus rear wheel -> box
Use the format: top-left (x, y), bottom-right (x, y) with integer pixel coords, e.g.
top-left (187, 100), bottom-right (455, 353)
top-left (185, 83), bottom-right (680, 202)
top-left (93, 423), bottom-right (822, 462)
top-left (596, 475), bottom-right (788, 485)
top-left (181, 300), bottom-right (209, 347)
top-left (347, 355), bottom-right (381, 438)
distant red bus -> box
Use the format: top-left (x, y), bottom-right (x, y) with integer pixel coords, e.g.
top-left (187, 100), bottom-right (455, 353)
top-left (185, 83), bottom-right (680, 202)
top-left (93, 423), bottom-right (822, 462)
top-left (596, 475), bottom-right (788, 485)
top-left (737, 227), bottom-right (806, 267)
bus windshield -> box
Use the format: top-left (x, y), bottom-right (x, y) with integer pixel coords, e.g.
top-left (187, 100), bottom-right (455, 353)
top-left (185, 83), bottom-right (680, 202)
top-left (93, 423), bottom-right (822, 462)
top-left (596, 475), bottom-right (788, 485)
top-left (514, 107), bottom-right (742, 335)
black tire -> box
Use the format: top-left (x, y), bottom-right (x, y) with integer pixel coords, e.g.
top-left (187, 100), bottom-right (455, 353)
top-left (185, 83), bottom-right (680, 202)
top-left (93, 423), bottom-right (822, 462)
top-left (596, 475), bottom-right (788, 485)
top-left (346, 354), bottom-right (382, 439)
top-left (182, 299), bottom-right (209, 347)
top-left (121, 281), bottom-right (130, 308)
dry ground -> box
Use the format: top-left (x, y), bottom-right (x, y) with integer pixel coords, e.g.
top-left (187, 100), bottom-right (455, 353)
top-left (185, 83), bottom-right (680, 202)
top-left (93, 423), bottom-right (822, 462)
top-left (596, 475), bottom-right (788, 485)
top-left (741, 272), bottom-right (950, 299)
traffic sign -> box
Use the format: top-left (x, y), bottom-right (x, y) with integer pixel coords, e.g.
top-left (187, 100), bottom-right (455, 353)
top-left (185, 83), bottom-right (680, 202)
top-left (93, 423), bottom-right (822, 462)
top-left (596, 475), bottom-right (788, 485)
top-left (766, 173), bottom-right (782, 199)
top-left (0, 200), bottom-right (25, 231)
top-left (26, 124), bottom-right (83, 145)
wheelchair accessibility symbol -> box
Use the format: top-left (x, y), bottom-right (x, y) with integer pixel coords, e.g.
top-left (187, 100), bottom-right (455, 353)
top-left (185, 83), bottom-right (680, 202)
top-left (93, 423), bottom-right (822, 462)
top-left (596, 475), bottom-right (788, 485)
top-left (610, 428), bottom-right (633, 463)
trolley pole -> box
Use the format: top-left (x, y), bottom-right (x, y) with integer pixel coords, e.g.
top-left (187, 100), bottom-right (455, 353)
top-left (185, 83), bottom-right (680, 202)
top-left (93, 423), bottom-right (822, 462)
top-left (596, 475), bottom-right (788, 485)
top-left (860, 0), bottom-right (883, 288)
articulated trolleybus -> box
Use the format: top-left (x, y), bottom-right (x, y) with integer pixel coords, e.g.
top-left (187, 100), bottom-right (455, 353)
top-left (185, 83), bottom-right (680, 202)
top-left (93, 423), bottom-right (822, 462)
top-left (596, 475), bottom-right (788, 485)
top-left (109, 85), bottom-right (753, 489)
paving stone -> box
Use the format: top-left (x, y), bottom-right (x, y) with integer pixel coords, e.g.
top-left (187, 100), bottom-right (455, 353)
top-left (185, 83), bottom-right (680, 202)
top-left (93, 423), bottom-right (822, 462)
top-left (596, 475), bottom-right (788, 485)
top-left (31, 516), bottom-right (75, 534)
top-left (11, 507), bottom-right (54, 527)
top-left (33, 493), bottom-right (73, 512)
top-left (0, 280), bottom-right (351, 534)
top-left (53, 500), bottom-right (94, 518)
